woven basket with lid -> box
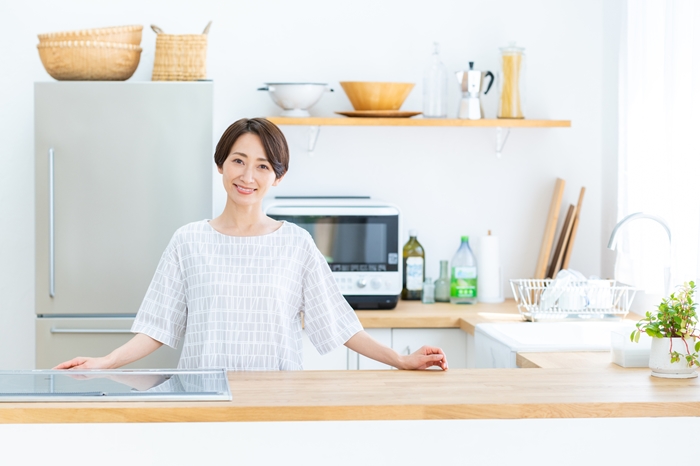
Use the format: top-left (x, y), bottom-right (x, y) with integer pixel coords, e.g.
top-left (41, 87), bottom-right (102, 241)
top-left (38, 25), bottom-right (143, 46)
top-left (151, 22), bottom-right (211, 81)
top-left (37, 40), bottom-right (142, 81)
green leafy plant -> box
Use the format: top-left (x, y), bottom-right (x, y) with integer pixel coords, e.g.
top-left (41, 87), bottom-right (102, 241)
top-left (631, 281), bottom-right (700, 367)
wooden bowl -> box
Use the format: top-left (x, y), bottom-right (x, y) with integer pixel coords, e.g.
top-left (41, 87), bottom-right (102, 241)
top-left (38, 25), bottom-right (143, 46)
top-left (37, 41), bottom-right (142, 81)
top-left (339, 82), bottom-right (415, 111)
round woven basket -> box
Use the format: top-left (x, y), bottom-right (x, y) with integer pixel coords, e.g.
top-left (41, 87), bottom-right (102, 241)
top-left (37, 41), bottom-right (142, 81)
top-left (38, 25), bottom-right (143, 46)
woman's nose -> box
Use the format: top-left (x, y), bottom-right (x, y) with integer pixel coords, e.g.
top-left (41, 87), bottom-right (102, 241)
top-left (240, 165), bottom-right (255, 182)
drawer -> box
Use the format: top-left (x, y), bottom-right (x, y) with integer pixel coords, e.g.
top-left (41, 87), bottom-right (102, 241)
top-left (36, 317), bottom-right (181, 369)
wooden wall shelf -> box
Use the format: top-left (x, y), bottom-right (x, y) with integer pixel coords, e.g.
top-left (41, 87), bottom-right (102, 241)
top-left (265, 117), bottom-right (571, 156)
top-left (266, 117), bottom-right (571, 128)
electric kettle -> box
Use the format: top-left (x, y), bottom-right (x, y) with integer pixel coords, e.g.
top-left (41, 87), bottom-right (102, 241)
top-left (455, 62), bottom-right (494, 120)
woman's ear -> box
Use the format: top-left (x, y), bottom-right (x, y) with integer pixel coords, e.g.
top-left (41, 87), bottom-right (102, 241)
top-left (272, 174), bottom-right (285, 186)
top-left (217, 165), bottom-right (223, 174)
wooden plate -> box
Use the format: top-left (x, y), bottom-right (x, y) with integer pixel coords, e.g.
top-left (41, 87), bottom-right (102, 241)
top-left (335, 110), bottom-right (422, 118)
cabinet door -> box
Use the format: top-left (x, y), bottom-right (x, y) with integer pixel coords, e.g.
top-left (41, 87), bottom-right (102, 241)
top-left (302, 331), bottom-right (348, 370)
top-left (351, 328), bottom-right (392, 370)
top-left (391, 328), bottom-right (468, 369)
top-left (36, 317), bottom-right (181, 369)
top-left (35, 82), bottom-right (212, 316)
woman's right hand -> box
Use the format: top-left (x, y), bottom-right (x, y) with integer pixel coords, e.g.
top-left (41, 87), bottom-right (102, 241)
top-left (53, 356), bottom-right (113, 370)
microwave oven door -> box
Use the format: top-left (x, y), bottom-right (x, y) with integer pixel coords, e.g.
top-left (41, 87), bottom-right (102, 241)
top-left (268, 208), bottom-right (401, 309)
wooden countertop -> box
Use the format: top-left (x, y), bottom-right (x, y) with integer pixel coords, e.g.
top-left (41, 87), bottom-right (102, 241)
top-left (3, 367), bottom-right (700, 424)
top-left (2, 300), bottom-right (668, 424)
top-left (356, 300), bottom-right (524, 334)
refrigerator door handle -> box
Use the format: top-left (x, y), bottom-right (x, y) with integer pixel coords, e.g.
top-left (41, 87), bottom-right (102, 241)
top-left (49, 147), bottom-right (55, 298)
top-left (50, 328), bottom-right (134, 334)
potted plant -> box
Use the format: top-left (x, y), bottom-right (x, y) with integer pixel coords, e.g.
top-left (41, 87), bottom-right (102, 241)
top-left (631, 281), bottom-right (700, 378)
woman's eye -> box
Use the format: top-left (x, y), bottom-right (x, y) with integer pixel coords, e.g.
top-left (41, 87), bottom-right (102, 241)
top-left (233, 158), bottom-right (243, 164)
top-left (259, 165), bottom-right (269, 170)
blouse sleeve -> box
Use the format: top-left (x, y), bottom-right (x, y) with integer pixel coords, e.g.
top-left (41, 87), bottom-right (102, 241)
top-left (301, 238), bottom-right (364, 355)
top-left (131, 235), bottom-right (187, 349)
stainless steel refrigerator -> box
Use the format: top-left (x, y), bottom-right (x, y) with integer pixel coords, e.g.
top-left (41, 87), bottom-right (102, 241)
top-left (34, 82), bottom-right (213, 369)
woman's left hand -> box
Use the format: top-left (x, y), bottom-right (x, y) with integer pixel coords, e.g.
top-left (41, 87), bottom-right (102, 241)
top-left (399, 346), bottom-right (448, 371)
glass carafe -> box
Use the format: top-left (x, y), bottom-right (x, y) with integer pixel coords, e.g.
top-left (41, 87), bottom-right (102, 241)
top-left (434, 260), bottom-right (450, 302)
top-left (497, 42), bottom-right (525, 119)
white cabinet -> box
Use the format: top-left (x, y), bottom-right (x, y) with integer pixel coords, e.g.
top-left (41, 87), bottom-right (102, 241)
top-left (349, 328), bottom-right (470, 370)
top-left (302, 330), bottom-right (348, 370)
top-left (392, 328), bottom-right (469, 369)
top-left (349, 328), bottom-right (392, 370)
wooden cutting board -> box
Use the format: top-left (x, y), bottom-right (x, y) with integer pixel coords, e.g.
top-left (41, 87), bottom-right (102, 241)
top-left (547, 204), bottom-right (576, 278)
top-left (561, 187), bottom-right (586, 270)
top-left (534, 178), bottom-right (566, 279)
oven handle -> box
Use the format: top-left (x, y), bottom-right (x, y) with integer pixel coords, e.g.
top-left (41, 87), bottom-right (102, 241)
top-left (265, 206), bottom-right (400, 216)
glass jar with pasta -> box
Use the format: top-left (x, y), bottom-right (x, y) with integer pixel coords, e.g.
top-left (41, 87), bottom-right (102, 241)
top-left (497, 42), bottom-right (525, 119)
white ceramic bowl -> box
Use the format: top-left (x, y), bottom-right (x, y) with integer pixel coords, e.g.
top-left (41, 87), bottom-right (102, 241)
top-left (258, 83), bottom-right (333, 117)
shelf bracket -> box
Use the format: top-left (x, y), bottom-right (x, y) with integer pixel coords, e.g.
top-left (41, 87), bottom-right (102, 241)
top-left (307, 126), bottom-right (321, 155)
top-left (495, 127), bottom-right (511, 158)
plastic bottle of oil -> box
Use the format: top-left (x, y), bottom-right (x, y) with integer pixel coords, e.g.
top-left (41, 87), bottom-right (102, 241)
top-left (450, 236), bottom-right (478, 304)
top-left (402, 230), bottom-right (425, 300)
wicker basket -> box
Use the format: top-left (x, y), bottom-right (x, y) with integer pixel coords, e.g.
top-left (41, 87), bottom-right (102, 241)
top-left (151, 22), bottom-right (211, 81)
top-left (38, 25), bottom-right (143, 46)
top-left (37, 41), bottom-right (142, 81)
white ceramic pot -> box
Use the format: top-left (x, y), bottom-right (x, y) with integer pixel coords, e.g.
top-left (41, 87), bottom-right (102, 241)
top-left (648, 337), bottom-right (698, 378)
top-left (258, 83), bottom-right (333, 117)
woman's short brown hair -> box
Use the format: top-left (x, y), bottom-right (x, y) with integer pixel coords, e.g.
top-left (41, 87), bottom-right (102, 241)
top-left (214, 118), bottom-right (289, 179)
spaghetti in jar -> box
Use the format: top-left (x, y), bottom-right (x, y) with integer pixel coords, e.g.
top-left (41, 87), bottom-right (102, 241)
top-left (497, 43), bottom-right (525, 119)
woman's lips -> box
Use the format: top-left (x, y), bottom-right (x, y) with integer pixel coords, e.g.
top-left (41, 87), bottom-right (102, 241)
top-left (234, 184), bottom-right (255, 195)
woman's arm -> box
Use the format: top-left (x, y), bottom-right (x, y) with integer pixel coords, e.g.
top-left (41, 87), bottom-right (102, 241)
top-left (53, 333), bottom-right (163, 370)
top-left (344, 330), bottom-right (448, 370)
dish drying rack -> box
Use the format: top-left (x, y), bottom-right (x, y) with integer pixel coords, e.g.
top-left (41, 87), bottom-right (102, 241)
top-left (509, 279), bottom-right (637, 322)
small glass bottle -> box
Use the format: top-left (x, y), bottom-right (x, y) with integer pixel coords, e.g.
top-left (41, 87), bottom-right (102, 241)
top-left (402, 230), bottom-right (425, 300)
top-left (497, 42), bottom-right (526, 119)
top-left (434, 260), bottom-right (450, 302)
top-left (450, 236), bottom-right (478, 304)
top-left (422, 277), bottom-right (435, 304)
top-left (423, 42), bottom-right (448, 118)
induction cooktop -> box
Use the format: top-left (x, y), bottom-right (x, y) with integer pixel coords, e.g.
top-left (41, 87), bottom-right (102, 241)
top-left (0, 369), bottom-right (232, 402)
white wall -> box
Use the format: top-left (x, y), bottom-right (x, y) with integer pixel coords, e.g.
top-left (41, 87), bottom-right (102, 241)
top-left (0, 0), bottom-right (619, 368)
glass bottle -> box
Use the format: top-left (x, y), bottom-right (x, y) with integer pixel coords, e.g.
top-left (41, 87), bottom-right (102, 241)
top-left (422, 277), bottom-right (435, 304)
top-left (434, 260), bottom-right (450, 302)
top-left (450, 236), bottom-right (478, 304)
top-left (497, 42), bottom-right (526, 119)
top-left (423, 42), bottom-right (448, 118)
top-left (402, 229), bottom-right (425, 300)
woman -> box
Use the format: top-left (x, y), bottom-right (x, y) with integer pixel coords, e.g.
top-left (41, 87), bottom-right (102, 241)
top-left (56, 118), bottom-right (448, 371)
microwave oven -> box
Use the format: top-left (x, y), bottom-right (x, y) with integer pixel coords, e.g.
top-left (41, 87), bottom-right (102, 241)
top-left (264, 197), bottom-right (401, 310)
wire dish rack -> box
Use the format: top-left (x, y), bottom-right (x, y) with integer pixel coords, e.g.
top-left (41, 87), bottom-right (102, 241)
top-left (509, 279), bottom-right (637, 322)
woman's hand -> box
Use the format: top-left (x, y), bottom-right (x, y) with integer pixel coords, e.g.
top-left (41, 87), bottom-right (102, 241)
top-left (53, 356), bottom-right (114, 370)
top-left (344, 331), bottom-right (448, 371)
top-left (398, 346), bottom-right (448, 371)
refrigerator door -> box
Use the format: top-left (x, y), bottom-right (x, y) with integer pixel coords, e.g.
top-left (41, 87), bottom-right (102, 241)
top-left (35, 82), bottom-right (212, 315)
top-left (36, 317), bottom-right (181, 369)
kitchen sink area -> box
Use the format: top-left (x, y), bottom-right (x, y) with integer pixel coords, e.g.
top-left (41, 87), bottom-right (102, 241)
top-left (474, 321), bottom-right (636, 368)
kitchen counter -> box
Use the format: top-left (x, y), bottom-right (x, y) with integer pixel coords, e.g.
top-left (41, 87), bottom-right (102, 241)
top-left (3, 300), bottom-right (675, 425)
top-left (2, 366), bottom-right (700, 423)
top-left (355, 299), bottom-right (524, 333)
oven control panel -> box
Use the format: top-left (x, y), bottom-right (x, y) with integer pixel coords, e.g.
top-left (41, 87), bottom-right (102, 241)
top-left (332, 272), bottom-right (401, 296)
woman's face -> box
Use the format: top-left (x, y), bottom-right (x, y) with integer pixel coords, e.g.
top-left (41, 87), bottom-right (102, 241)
top-left (218, 133), bottom-right (282, 207)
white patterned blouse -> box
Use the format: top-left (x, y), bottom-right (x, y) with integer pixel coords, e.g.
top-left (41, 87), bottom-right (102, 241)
top-left (131, 220), bottom-right (363, 370)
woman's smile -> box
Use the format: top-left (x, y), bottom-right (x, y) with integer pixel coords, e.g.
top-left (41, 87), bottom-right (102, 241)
top-left (234, 183), bottom-right (256, 195)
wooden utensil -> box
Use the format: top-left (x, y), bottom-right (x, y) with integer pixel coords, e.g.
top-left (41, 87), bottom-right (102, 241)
top-left (547, 204), bottom-right (577, 278)
top-left (561, 187), bottom-right (586, 270)
top-left (534, 178), bottom-right (566, 279)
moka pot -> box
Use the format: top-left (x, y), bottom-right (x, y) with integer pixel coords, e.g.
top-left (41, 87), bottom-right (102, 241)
top-left (455, 62), bottom-right (494, 120)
